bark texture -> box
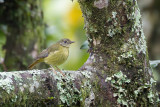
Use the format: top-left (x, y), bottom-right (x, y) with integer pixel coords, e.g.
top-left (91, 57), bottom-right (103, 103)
top-left (0, 0), bottom-right (45, 71)
top-left (0, 70), bottom-right (94, 106)
top-left (78, 0), bottom-right (159, 106)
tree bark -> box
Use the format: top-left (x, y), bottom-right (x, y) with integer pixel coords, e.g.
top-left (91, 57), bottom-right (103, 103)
top-left (0, 0), bottom-right (159, 107)
top-left (0, 69), bottom-right (94, 106)
top-left (0, 0), bottom-right (45, 71)
top-left (78, 0), bottom-right (159, 106)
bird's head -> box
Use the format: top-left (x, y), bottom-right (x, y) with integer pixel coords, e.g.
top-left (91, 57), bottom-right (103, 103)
top-left (59, 38), bottom-right (75, 47)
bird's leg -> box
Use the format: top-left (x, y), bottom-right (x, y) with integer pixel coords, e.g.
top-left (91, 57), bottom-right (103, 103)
top-left (55, 66), bottom-right (65, 76)
top-left (50, 65), bottom-right (57, 75)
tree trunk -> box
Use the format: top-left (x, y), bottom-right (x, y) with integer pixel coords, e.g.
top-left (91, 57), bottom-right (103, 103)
top-left (0, 0), bottom-right (45, 71)
top-left (0, 0), bottom-right (159, 106)
top-left (78, 0), bottom-right (159, 106)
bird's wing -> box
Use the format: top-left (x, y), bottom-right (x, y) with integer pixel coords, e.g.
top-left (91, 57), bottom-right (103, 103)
top-left (36, 49), bottom-right (49, 59)
top-left (36, 44), bottom-right (59, 59)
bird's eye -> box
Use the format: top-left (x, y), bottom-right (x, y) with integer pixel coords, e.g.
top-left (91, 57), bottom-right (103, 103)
top-left (64, 41), bottom-right (67, 43)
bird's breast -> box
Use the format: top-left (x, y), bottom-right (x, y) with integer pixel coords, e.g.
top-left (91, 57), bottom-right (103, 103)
top-left (44, 47), bottom-right (69, 66)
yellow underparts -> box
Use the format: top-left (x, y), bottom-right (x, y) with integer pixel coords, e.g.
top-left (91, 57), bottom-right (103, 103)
top-left (44, 46), bottom-right (69, 66)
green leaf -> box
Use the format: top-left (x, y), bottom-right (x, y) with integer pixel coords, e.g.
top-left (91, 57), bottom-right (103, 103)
top-left (150, 60), bottom-right (160, 68)
top-left (80, 40), bottom-right (89, 49)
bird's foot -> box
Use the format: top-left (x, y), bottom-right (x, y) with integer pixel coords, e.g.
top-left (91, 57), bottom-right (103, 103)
top-left (55, 66), bottom-right (65, 76)
top-left (49, 66), bottom-right (57, 75)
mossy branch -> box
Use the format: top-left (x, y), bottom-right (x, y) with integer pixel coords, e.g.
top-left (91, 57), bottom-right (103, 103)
top-left (0, 69), bottom-right (95, 106)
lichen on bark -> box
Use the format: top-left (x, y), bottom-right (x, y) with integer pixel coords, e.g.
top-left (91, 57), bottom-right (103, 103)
top-left (0, 70), bottom-right (61, 106)
top-left (0, 70), bottom-right (96, 106)
top-left (78, 0), bottom-right (159, 106)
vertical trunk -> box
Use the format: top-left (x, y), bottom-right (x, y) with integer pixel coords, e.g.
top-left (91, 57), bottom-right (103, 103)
top-left (78, 0), bottom-right (159, 106)
top-left (0, 0), bottom-right (45, 71)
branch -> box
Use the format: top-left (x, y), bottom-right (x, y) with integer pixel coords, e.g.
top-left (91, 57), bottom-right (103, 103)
top-left (0, 69), bottom-right (95, 106)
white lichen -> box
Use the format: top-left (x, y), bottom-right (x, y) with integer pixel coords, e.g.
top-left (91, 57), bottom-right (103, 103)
top-left (29, 84), bottom-right (35, 93)
top-left (20, 86), bottom-right (24, 92)
top-left (81, 71), bottom-right (92, 79)
top-left (127, 1), bottom-right (147, 54)
top-left (107, 11), bottom-right (121, 37)
top-left (105, 71), bottom-right (131, 106)
top-left (112, 11), bottom-right (117, 18)
top-left (55, 72), bottom-right (80, 106)
top-left (85, 91), bottom-right (95, 107)
top-left (0, 72), bottom-right (14, 93)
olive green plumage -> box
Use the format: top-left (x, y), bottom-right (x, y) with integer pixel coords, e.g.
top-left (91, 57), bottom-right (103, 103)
top-left (28, 38), bottom-right (74, 70)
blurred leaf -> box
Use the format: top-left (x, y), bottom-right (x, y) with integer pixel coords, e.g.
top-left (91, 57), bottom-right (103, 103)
top-left (0, 29), bottom-right (6, 63)
top-left (80, 40), bottom-right (89, 49)
top-left (150, 60), bottom-right (160, 68)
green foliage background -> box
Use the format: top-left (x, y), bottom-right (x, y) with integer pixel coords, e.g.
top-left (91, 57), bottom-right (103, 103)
top-left (42, 0), bottom-right (89, 70)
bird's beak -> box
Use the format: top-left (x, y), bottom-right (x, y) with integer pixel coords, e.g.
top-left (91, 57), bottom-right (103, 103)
top-left (70, 41), bottom-right (75, 44)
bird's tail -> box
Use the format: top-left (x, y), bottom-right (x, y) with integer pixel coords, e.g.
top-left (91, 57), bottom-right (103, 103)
top-left (28, 59), bottom-right (42, 69)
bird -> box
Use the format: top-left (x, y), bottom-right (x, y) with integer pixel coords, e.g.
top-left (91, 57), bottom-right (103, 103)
top-left (28, 38), bottom-right (75, 76)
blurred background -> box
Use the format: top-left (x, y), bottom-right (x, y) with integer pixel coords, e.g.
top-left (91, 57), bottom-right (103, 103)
top-left (0, 0), bottom-right (89, 71)
top-left (42, 0), bottom-right (89, 70)
top-left (0, 0), bottom-right (160, 91)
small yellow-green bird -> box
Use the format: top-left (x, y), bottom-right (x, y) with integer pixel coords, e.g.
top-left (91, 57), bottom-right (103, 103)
top-left (28, 38), bottom-right (74, 76)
